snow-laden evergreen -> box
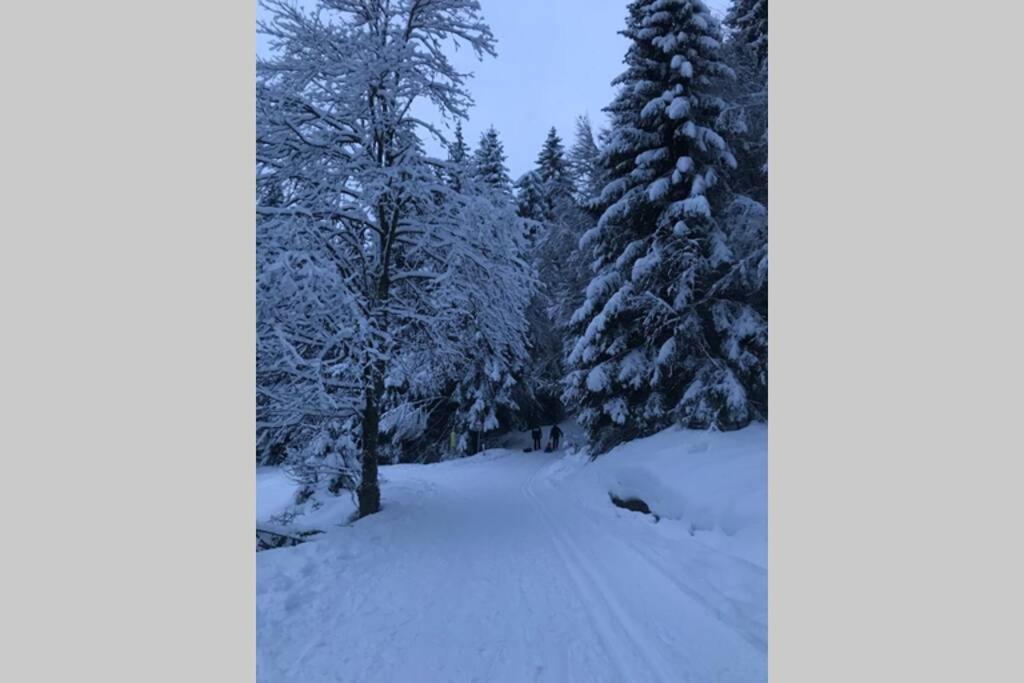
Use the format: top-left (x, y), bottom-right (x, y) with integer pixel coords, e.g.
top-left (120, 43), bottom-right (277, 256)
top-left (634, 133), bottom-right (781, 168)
top-left (442, 125), bottom-right (532, 454)
top-left (256, 0), bottom-right (531, 516)
top-left (473, 126), bottom-right (514, 194)
top-left (725, 0), bottom-right (767, 70)
top-left (445, 121), bottom-right (471, 190)
top-left (533, 127), bottom-right (575, 220)
top-left (718, 0), bottom-right (768, 205)
top-left (564, 0), bottom-right (766, 451)
top-left (567, 115), bottom-right (608, 208)
top-left (513, 127), bottom-right (596, 424)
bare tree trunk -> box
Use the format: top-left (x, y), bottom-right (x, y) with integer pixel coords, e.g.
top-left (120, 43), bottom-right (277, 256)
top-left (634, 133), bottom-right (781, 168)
top-left (358, 374), bottom-right (383, 517)
top-left (359, 241), bottom-right (391, 518)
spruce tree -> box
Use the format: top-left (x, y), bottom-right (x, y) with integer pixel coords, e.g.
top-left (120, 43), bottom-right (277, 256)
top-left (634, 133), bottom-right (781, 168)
top-left (515, 170), bottom-right (546, 238)
top-left (473, 126), bottom-right (513, 194)
top-left (535, 127), bottom-right (574, 212)
top-left (719, 0), bottom-right (768, 204)
top-left (447, 122), bottom-right (471, 191)
top-left (568, 115), bottom-right (606, 208)
top-left (565, 0), bottom-right (765, 451)
top-left (515, 126), bottom-right (596, 426)
top-left (725, 0), bottom-right (767, 70)
top-left (450, 122), bottom-right (469, 164)
top-left (536, 128), bottom-right (567, 180)
top-left (415, 122), bottom-right (531, 457)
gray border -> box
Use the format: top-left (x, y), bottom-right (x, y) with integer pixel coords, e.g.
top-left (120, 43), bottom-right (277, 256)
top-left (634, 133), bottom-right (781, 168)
top-left (4, 0), bottom-right (1023, 680)
top-left (3, 0), bottom-right (255, 680)
top-left (771, 0), bottom-right (1023, 680)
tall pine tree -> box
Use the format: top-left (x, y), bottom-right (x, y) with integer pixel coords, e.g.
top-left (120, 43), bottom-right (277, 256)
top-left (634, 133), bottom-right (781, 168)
top-left (564, 0), bottom-right (765, 452)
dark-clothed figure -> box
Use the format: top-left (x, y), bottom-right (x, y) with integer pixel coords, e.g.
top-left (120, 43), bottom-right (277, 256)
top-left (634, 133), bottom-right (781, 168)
top-left (531, 427), bottom-right (542, 451)
top-left (549, 424), bottom-right (563, 450)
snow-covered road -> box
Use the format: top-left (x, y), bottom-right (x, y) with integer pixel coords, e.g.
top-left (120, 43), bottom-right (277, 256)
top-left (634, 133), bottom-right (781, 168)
top-left (257, 439), bottom-right (766, 682)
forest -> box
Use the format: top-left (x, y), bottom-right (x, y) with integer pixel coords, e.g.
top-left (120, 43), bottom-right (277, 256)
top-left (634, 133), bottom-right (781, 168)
top-left (256, 0), bottom-right (768, 519)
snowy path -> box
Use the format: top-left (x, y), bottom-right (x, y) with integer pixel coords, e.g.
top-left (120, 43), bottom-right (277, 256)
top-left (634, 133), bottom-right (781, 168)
top-left (257, 448), bottom-right (766, 682)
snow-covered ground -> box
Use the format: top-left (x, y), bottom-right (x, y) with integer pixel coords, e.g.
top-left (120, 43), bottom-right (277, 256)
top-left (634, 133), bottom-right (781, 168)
top-left (257, 467), bottom-right (305, 524)
top-left (257, 424), bottom-right (767, 682)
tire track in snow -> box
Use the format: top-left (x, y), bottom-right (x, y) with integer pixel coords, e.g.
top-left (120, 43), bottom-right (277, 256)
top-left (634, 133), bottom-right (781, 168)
top-left (522, 461), bottom-right (681, 682)
top-left (548, 464), bottom-right (768, 654)
top-left (542, 453), bottom-right (768, 655)
top-left (515, 468), bottom-right (633, 682)
top-left (576, 509), bottom-right (768, 654)
top-left (260, 449), bottom-right (765, 682)
top-left (622, 537), bottom-right (766, 653)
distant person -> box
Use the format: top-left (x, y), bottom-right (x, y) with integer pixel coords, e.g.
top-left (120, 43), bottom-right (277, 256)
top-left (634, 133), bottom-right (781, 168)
top-left (530, 426), bottom-right (542, 451)
top-left (549, 424), bottom-right (563, 450)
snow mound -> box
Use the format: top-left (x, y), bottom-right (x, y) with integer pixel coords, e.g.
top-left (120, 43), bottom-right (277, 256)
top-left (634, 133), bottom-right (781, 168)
top-left (257, 467), bottom-right (357, 536)
top-left (256, 467), bottom-right (300, 523)
top-left (576, 424), bottom-right (766, 567)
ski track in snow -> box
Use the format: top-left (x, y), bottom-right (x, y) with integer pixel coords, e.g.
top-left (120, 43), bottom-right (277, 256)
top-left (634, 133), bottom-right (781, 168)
top-left (257, 447), bottom-right (766, 682)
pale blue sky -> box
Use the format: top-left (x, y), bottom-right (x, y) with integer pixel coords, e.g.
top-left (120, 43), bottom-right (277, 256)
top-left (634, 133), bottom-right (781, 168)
top-left (258, 0), bottom-right (729, 177)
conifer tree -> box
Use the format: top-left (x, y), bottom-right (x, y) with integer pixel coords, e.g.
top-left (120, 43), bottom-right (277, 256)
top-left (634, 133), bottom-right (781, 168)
top-left (447, 121), bottom-right (471, 191)
top-left (515, 171), bottom-right (546, 238)
top-left (536, 128), bottom-right (568, 182)
top-left (564, 0), bottom-right (765, 451)
top-left (473, 126), bottom-right (513, 193)
top-left (568, 115), bottom-right (606, 208)
top-left (515, 126), bottom-right (594, 425)
top-left (719, 0), bottom-right (768, 204)
top-left (450, 122), bottom-right (469, 164)
top-left (725, 0), bottom-right (767, 70)
top-left (534, 127), bottom-right (574, 214)
top-left (375, 122), bottom-right (531, 462)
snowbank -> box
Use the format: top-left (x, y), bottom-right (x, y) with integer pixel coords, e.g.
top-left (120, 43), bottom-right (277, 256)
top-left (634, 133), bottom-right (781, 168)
top-left (256, 467), bottom-right (300, 523)
top-left (572, 424), bottom-right (767, 568)
top-left (257, 467), bottom-right (357, 535)
top-left (257, 423), bottom-right (766, 566)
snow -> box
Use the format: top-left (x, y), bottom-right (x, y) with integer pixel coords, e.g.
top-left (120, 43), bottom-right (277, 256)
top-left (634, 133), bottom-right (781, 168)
top-left (258, 466), bottom-right (359, 536)
top-left (257, 424), bottom-right (767, 682)
top-left (681, 195), bottom-right (711, 218)
top-left (667, 96), bottom-right (691, 119)
top-left (647, 176), bottom-right (671, 201)
top-left (616, 350), bottom-right (647, 388)
top-left (257, 467), bottom-right (300, 524)
top-left (603, 396), bottom-right (630, 425)
top-left (586, 364), bottom-right (610, 392)
top-left (581, 425), bottom-right (766, 568)
top-left (635, 146), bottom-right (669, 167)
top-left (631, 247), bottom-right (661, 282)
top-left (676, 156), bottom-right (694, 174)
top-left (657, 337), bottom-right (676, 365)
